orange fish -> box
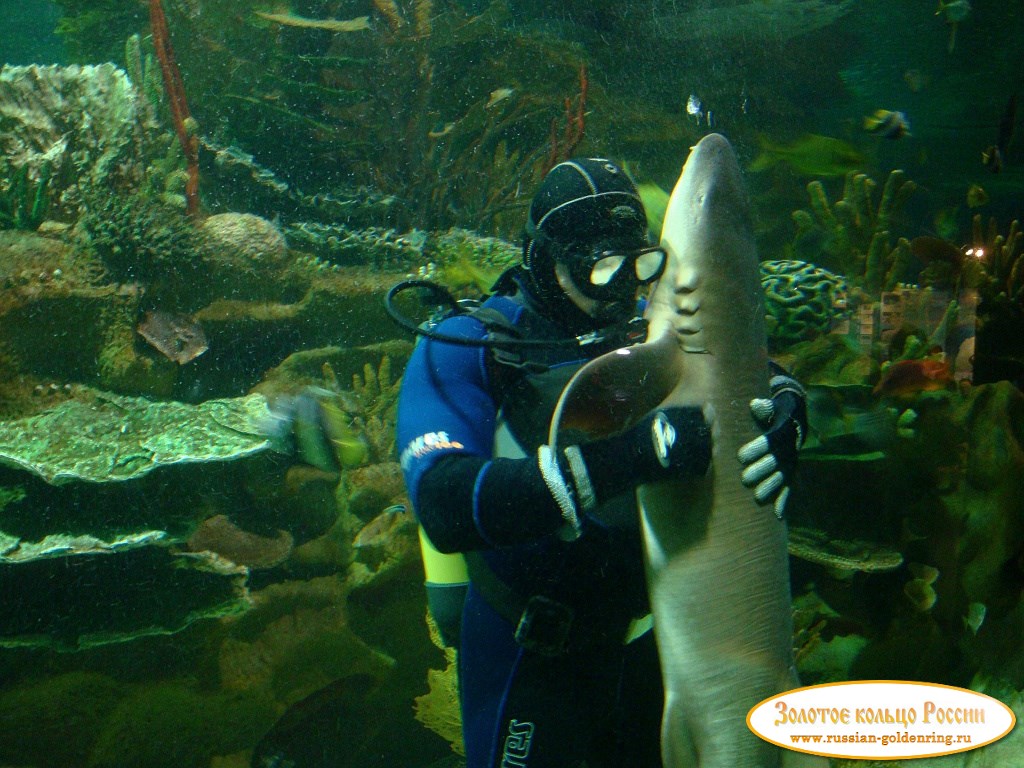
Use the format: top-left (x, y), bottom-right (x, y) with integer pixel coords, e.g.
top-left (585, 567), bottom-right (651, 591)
top-left (873, 359), bottom-right (952, 397)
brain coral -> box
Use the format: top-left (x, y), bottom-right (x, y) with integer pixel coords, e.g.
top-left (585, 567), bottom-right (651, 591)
top-left (761, 259), bottom-right (850, 348)
top-left (201, 213), bottom-right (290, 300)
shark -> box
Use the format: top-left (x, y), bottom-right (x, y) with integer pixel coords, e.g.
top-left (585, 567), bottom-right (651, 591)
top-left (549, 134), bottom-right (826, 767)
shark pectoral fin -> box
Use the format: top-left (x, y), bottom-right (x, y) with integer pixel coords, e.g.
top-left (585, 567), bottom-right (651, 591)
top-left (548, 333), bottom-right (686, 449)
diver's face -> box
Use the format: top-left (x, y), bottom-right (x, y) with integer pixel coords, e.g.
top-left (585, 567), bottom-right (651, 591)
top-left (553, 236), bottom-right (666, 326)
top-left (554, 259), bottom-right (638, 326)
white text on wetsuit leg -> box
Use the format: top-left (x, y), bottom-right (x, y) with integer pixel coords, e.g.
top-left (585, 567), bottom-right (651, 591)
top-left (501, 719), bottom-right (534, 768)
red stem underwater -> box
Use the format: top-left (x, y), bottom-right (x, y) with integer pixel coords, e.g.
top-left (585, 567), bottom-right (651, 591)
top-left (150, 0), bottom-right (201, 217)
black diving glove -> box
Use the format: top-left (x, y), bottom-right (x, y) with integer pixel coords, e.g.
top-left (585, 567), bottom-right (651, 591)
top-left (737, 364), bottom-right (807, 519)
top-left (540, 406), bottom-right (712, 539)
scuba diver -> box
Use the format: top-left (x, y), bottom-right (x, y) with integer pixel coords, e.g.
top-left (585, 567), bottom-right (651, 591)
top-left (392, 158), bottom-right (808, 768)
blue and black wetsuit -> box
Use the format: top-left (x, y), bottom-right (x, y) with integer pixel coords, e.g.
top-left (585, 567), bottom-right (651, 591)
top-left (397, 280), bottom-right (663, 768)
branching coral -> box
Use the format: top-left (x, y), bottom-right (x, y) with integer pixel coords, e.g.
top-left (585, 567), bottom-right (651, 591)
top-left (790, 170), bottom-right (917, 296)
top-left (966, 215), bottom-right (1024, 308)
top-left (963, 216), bottom-right (1024, 383)
top-left (349, 356), bottom-right (401, 463)
top-left (285, 356), bottom-right (401, 467)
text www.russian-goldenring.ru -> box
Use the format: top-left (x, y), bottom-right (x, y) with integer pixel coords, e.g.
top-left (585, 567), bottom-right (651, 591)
top-left (789, 732), bottom-right (973, 747)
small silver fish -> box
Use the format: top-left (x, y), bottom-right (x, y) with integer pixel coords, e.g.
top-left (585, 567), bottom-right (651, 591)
top-left (686, 93), bottom-right (703, 122)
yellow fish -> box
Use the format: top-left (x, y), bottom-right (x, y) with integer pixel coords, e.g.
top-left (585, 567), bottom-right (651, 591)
top-left (285, 388), bottom-right (369, 471)
top-left (863, 109), bottom-right (911, 139)
top-left (749, 134), bottom-right (864, 177)
top-left (966, 183), bottom-right (989, 208)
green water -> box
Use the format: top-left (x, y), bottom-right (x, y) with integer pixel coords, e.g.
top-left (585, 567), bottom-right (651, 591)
top-left (1, 1), bottom-right (1023, 766)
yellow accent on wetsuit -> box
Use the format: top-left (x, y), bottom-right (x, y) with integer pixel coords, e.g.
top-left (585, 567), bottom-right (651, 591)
top-left (419, 526), bottom-right (469, 586)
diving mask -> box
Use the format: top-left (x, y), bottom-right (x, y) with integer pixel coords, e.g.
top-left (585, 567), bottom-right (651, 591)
top-left (568, 243), bottom-right (668, 302)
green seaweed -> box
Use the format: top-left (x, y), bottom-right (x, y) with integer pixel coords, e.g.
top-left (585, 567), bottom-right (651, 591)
top-left (54, 0), bottom-right (148, 64)
top-left (0, 163), bottom-right (52, 231)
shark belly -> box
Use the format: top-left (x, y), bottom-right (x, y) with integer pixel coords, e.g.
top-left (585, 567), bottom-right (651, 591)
top-left (639, 133), bottom-right (793, 768)
top-left (550, 134), bottom-right (822, 768)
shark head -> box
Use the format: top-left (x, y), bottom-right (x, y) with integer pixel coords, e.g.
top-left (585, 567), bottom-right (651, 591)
top-left (646, 133), bottom-right (761, 362)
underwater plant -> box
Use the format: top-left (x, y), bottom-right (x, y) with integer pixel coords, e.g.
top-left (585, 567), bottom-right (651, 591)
top-left (84, 0), bottom-right (593, 238)
top-left (148, 0), bottom-right (201, 217)
top-left (0, 163), bottom-right (52, 231)
top-left (790, 170), bottom-right (917, 296)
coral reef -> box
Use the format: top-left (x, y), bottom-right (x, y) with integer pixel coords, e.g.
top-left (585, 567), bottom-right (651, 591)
top-left (283, 222), bottom-right (427, 267)
top-left (218, 576), bottom-right (395, 707)
top-left (789, 381), bottom-right (1024, 693)
top-left (0, 672), bottom-right (123, 767)
top-left (0, 390), bottom-right (269, 484)
top-left (186, 514), bottom-right (293, 570)
top-left (199, 135), bottom-right (400, 226)
top-left (0, 390), bottom-right (287, 650)
top-left (0, 230), bottom-right (181, 403)
top-left (787, 526), bottom-right (904, 579)
top-left (760, 259), bottom-right (850, 348)
top-left (75, 191), bottom-right (208, 307)
top-left (90, 0), bottom-right (592, 237)
top-left (0, 541), bottom-right (248, 650)
top-left (430, 227), bottom-right (520, 295)
top-left (790, 169), bottom-right (917, 296)
top-left (783, 333), bottom-right (878, 386)
top-left (349, 355), bottom-right (402, 464)
top-left (968, 215), bottom-right (1024, 308)
top-left (964, 217), bottom-right (1024, 385)
top-left (0, 64), bottom-right (163, 216)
